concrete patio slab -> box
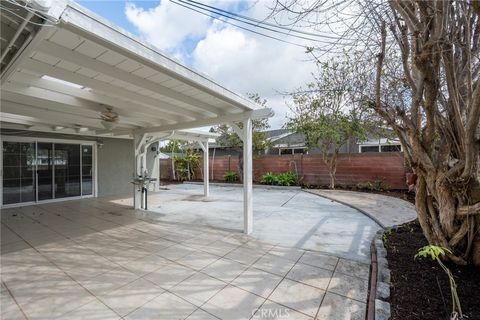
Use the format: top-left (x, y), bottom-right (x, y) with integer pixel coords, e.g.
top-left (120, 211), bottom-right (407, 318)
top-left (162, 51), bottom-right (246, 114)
top-left (131, 184), bottom-right (381, 262)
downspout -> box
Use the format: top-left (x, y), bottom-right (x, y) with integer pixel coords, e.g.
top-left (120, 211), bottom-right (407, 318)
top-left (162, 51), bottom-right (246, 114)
top-left (0, 12), bottom-right (34, 63)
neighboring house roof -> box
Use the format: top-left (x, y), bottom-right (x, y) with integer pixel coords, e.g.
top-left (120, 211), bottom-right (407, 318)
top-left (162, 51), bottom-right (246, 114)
top-left (359, 138), bottom-right (401, 145)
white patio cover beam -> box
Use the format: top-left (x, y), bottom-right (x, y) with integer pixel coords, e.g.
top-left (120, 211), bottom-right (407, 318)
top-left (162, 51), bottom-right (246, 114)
top-left (229, 122), bottom-right (244, 141)
top-left (36, 41), bottom-right (225, 116)
top-left (137, 108), bottom-right (273, 135)
top-left (20, 59), bottom-right (197, 122)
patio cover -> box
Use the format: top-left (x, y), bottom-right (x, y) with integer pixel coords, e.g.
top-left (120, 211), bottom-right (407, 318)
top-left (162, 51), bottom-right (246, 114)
top-left (0, 0), bottom-right (273, 233)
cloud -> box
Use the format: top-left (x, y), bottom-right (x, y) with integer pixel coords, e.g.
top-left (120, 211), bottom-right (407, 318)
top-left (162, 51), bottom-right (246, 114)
top-left (125, 0), bottom-right (315, 128)
top-left (125, 1), bottom-right (210, 55)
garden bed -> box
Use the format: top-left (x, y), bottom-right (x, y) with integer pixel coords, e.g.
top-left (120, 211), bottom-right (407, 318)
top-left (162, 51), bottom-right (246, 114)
top-left (385, 220), bottom-right (480, 320)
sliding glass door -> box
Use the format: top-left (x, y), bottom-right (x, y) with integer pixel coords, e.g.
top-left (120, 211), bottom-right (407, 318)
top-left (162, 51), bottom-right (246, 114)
top-left (2, 142), bottom-right (36, 205)
top-left (37, 143), bottom-right (54, 201)
top-left (54, 144), bottom-right (81, 198)
top-left (82, 145), bottom-right (93, 196)
top-left (2, 139), bottom-right (95, 206)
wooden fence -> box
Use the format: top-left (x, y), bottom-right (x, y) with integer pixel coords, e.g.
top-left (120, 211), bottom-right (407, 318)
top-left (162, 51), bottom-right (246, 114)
top-left (160, 152), bottom-right (408, 189)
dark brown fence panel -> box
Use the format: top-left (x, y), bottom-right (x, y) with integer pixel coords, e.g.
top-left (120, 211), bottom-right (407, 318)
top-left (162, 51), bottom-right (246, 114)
top-left (160, 152), bottom-right (407, 189)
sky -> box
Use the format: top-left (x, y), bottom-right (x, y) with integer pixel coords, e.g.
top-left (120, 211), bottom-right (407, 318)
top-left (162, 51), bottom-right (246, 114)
top-left (77, 0), bottom-right (317, 129)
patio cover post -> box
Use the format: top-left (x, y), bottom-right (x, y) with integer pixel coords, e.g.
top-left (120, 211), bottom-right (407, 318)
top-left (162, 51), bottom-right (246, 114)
top-left (197, 141), bottom-right (210, 197)
top-left (203, 141), bottom-right (209, 197)
top-left (243, 117), bottom-right (253, 234)
top-left (133, 133), bottom-right (145, 209)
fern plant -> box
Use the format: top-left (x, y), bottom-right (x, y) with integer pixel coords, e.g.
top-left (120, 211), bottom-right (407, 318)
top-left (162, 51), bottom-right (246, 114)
top-left (223, 171), bottom-right (238, 183)
top-left (276, 172), bottom-right (297, 186)
top-left (415, 245), bottom-right (463, 320)
top-left (260, 172), bottom-right (278, 185)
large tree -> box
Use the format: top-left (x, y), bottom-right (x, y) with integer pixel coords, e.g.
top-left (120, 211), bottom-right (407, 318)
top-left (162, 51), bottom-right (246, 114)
top-left (270, 0), bottom-right (480, 265)
top-left (286, 55), bottom-right (382, 189)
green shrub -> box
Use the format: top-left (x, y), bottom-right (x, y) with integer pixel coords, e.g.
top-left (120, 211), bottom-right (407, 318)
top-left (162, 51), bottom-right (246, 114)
top-left (277, 171), bottom-right (297, 186)
top-left (261, 171), bottom-right (297, 186)
top-left (260, 172), bottom-right (278, 185)
top-left (173, 154), bottom-right (200, 181)
top-left (224, 171), bottom-right (238, 183)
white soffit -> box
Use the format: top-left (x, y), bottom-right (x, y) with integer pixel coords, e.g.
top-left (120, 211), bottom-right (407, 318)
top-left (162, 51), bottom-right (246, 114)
top-left (0, 0), bottom-right (273, 138)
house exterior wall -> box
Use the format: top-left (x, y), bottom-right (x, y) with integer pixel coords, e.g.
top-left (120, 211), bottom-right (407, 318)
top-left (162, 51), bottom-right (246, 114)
top-left (97, 138), bottom-right (134, 196)
top-left (0, 130), bottom-right (134, 197)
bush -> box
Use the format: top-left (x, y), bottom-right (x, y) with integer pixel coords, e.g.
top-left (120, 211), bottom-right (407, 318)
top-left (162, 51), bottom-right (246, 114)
top-left (260, 171), bottom-right (297, 186)
top-left (277, 171), bottom-right (297, 186)
top-left (173, 154), bottom-right (200, 181)
top-left (260, 172), bottom-right (278, 185)
top-left (224, 171), bottom-right (238, 183)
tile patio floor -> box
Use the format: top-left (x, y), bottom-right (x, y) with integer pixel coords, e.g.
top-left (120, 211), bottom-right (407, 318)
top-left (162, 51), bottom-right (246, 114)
top-left (1, 194), bottom-right (370, 320)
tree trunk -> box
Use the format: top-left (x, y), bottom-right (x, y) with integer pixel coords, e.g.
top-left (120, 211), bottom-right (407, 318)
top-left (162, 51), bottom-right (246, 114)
top-left (323, 150), bottom-right (338, 189)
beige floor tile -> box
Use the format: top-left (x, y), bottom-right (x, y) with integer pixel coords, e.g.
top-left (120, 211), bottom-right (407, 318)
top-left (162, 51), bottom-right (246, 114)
top-left (231, 267), bottom-right (282, 298)
top-left (251, 253), bottom-right (296, 277)
top-left (286, 263), bottom-right (333, 290)
top-left (143, 262), bottom-right (196, 290)
top-left (177, 251), bottom-right (219, 271)
top-left (335, 259), bottom-right (370, 280)
top-left (224, 246), bottom-right (265, 265)
top-left (124, 292), bottom-right (196, 320)
top-left (202, 285), bottom-right (265, 320)
top-left (78, 267), bottom-right (139, 296)
top-left (170, 273), bottom-right (226, 307)
top-left (268, 246), bottom-right (305, 262)
top-left (316, 292), bottom-right (366, 320)
top-left (299, 252), bottom-right (338, 271)
top-left (186, 308), bottom-right (219, 320)
top-left (201, 258), bottom-right (248, 283)
top-left (18, 282), bottom-right (95, 319)
top-left (56, 299), bottom-right (120, 320)
top-left (199, 239), bottom-right (240, 257)
top-left (252, 300), bottom-right (313, 320)
top-left (327, 272), bottom-right (368, 302)
top-left (119, 254), bottom-right (169, 276)
top-left (1, 290), bottom-right (27, 320)
top-left (98, 278), bottom-right (164, 316)
top-left (269, 279), bottom-right (325, 317)
top-left (157, 244), bottom-right (196, 261)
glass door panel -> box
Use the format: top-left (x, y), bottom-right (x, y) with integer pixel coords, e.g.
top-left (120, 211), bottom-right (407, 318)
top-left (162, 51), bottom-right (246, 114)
top-left (2, 141), bottom-right (36, 205)
top-left (81, 145), bottom-right (93, 195)
top-left (37, 143), bottom-right (54, 200)
top-left (54, 144), bottom-right (80, 198)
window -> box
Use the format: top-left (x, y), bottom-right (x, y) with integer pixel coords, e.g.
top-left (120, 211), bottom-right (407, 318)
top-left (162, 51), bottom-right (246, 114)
top-left (360, 146), bottom-right (379, 153)
top-left (381, 145), bottom-right (402, 152)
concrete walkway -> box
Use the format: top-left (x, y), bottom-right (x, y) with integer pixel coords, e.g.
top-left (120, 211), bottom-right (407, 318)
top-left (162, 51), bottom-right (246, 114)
top-left (306, 190), bottom-right (417, 228)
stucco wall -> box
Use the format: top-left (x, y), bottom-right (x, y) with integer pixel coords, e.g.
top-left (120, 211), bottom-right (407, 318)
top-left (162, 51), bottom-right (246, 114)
top-left (97, 138), bottom-right (133, 196)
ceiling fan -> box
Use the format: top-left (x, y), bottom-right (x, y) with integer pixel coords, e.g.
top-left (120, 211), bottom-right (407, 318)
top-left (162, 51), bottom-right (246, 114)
top-left (100, 106), bottom-right (119, 130)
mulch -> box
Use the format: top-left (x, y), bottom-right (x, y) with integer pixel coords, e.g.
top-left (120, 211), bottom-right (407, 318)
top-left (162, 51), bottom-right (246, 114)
top-left (385, 220), bottom-right (480, 320)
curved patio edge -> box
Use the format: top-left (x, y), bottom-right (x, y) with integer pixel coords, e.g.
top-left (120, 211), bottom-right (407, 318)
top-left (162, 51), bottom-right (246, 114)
top-left (303, 189), bottom-right (417, 229)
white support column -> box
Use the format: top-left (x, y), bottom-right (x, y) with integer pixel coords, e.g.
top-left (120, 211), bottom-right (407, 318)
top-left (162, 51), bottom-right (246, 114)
top-left (198, 141), bottom-right (210, 197)
top-left (243, 117), bottom-right (253, 234)
top-left (203, 141), bottom-right (209, 197)
top-left (133, 133), bottom-right (145, 209)
top-left (154, 142), bottom-right (161, 191)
